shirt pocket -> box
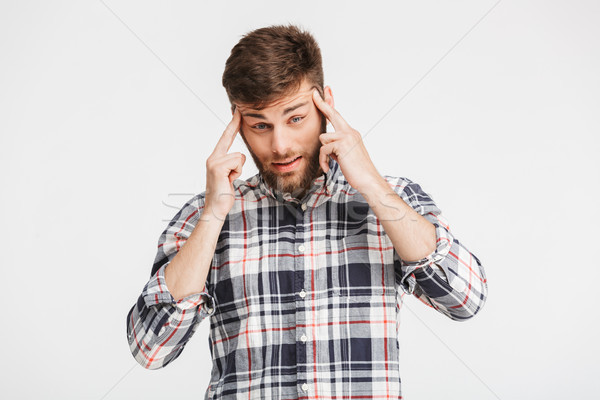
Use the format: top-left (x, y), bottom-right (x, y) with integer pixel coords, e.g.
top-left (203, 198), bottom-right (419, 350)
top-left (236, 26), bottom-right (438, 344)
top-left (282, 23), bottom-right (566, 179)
top-left (330, 235), bottom-right (391, 303)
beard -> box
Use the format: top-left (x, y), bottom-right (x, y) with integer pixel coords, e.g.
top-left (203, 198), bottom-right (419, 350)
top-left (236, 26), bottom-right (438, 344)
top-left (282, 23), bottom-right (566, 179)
top-left (256, 140), bottom-right (323, 199)
top-left (242, 114), bottom-right (327, 200)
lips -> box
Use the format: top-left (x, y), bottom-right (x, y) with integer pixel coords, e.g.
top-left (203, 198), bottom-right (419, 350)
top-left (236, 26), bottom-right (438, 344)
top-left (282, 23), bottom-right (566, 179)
top-left (272, 156), bottom-right (302, 172)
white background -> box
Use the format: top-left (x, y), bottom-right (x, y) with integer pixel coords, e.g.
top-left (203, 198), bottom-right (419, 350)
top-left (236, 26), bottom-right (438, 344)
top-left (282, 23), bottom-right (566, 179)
top-left (1, 1), bottom-right (599, 399)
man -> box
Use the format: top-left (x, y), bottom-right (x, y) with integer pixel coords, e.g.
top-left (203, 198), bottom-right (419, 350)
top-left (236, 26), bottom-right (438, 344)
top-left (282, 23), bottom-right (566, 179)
top-left (127, 24), bottom-right (488, 399)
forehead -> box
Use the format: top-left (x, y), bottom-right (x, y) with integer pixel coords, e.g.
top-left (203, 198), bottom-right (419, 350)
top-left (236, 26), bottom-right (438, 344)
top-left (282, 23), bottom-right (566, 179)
top-left (236, 81), bottom-right (317, 115)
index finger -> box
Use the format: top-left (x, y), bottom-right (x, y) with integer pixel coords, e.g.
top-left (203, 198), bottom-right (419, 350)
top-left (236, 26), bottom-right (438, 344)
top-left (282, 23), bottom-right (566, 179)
top-left (213, 107), bottom-right (242, 155)
top-left (312, 89), bottom-right (349, 132)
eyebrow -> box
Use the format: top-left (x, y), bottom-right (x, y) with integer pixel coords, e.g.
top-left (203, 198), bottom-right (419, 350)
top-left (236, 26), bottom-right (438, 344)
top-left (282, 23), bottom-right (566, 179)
top-left (242, 101), bottom-right (309, 119)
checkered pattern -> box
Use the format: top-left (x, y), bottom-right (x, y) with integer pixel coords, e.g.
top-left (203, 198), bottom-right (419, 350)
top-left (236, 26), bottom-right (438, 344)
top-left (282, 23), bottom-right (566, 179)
top-left (127, 158), bottom-right (488, 399)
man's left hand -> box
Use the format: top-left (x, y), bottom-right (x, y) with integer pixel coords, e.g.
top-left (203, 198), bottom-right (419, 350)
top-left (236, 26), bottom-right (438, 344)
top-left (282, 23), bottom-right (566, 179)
top-left (312, 89), bottom-right (383, 194)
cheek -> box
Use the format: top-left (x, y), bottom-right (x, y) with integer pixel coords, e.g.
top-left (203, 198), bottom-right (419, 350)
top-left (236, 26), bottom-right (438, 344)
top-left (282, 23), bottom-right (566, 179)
top-left (242, 130), bottom-right (270, 160)
top-left (303, 116), bottom-right (324, 147)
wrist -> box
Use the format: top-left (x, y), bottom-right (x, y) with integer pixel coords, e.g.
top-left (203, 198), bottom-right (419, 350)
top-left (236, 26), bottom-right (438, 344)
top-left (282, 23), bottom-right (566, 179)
top-left (356, 175), bottom-right (392, 203)
top-left (200, 201), bottom-right (230, 224)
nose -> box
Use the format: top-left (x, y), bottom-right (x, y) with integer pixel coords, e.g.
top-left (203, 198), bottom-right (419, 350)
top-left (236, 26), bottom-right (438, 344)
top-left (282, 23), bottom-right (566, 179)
top-left (271, 125), bottom-right (292, 156)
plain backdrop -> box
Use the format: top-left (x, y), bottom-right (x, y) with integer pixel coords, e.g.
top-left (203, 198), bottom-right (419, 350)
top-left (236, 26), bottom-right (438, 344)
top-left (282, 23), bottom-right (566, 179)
top-left (1, 1), bottom-right (599, 399)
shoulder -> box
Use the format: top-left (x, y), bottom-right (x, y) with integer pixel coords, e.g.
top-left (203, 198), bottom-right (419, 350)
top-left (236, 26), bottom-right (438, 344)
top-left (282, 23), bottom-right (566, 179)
top-left (381, 175), bottom-right (415, 194)
top-left (169, 174), bottom-right (263, 224)
top-left (183, 174), bottom-right (262, 208)
top-left (381, 175), bottom-right (431, 202)
top-left (231, 173), bottom-right (262, 198)
top-left (381, 174), bottom-right (440, 213)
top-left (164, 192), bottom-right (208, 228)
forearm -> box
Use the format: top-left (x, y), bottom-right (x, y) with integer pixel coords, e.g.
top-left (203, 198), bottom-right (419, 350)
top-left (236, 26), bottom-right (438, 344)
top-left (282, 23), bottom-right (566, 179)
top-left (361, 176), bottom-right (437, 262)
top-left (376, 176), bottom-right (488, 320)
top-left (164, 203), bottom-right (225, 301)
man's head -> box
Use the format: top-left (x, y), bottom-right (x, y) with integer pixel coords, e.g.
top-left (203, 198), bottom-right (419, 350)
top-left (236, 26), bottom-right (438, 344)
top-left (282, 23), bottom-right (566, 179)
top-left (222, 24), bottom-right (333, 199)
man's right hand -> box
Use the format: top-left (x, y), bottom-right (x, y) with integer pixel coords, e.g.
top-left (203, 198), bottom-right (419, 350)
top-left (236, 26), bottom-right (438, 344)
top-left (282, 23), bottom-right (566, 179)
top-left (204, 108), bottom-right (245, 221)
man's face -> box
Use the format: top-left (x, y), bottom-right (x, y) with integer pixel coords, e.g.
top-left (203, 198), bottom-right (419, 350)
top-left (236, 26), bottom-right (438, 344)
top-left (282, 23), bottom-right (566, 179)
top-left (235, 79), bottom-right (330, 199)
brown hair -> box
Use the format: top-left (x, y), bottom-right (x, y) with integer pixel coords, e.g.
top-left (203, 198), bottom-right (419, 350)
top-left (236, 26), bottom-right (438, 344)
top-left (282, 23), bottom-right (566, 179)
top-left (222, 24), bottom-right (324, 110)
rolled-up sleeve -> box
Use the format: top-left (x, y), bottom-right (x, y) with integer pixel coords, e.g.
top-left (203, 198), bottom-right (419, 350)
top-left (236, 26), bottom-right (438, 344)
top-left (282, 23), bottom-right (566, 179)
top-left (126, 194), bottom-right (216, 369)
top-left (390, 177), bottom-right (488, 321)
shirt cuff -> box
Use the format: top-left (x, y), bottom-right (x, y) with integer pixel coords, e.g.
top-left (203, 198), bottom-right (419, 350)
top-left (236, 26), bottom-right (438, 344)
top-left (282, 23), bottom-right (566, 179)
top-left (398, 219), bottom-right (454, 293)
top-left (141, 263), bottom-right (216, 316)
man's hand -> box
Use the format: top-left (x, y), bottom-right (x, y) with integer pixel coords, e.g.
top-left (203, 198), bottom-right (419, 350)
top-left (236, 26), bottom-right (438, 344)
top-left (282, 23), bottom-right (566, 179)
top-left (313, 89), bottom-right (437, 261)
top-left (312, 90), bottom-right (382, 194)
top-left (204, 108), bottom-right (245, 220)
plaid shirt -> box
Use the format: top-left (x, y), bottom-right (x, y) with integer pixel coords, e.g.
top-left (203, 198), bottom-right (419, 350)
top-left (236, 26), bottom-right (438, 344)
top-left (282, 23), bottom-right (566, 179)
top-left (127, 158), bottom-right (488, 399)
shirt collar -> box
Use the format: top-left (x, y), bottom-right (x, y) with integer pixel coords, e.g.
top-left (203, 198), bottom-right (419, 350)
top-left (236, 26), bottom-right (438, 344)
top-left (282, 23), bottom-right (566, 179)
top-left (257, 157), bottom-right (342, 206)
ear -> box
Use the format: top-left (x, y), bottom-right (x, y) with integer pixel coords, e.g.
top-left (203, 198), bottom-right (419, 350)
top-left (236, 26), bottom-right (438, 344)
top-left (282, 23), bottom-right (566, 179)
top-left (323, 86), bottom-right (334, 108)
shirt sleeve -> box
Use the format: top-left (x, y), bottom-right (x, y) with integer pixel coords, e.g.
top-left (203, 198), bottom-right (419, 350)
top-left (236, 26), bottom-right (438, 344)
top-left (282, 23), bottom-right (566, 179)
top-left (388, 177), bottom-right (488, 321)
top-left (126, 194), bottom-right (216, 369)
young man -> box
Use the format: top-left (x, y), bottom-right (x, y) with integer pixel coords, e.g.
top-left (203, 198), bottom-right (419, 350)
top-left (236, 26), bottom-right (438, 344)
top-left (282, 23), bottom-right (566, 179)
top-left (127, 25), bottom-right (488, 399)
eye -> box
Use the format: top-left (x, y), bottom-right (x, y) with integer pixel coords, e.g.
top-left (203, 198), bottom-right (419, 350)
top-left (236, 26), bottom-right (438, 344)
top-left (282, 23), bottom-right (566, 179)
top-left (252, 123), bottom-right (269, 130)
top-left (290, 116), bottom-right (304, 124)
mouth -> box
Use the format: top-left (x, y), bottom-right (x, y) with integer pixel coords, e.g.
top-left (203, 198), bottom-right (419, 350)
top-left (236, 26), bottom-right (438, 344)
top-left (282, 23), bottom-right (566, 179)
top-left (272, 156), bottom-right (302, 172)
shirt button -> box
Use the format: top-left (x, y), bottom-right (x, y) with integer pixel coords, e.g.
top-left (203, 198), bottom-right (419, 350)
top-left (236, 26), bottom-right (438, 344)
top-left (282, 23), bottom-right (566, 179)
top-left (301, 203), bottom-right (307, 211)
top-left (299, 289), bottom-right (306, 298)
top-left (298, 244), bottom-right (305, 253)
top-left (300, 334), bottom-right (307, 343)
top-left (302, 383), bottom-right (308, 392)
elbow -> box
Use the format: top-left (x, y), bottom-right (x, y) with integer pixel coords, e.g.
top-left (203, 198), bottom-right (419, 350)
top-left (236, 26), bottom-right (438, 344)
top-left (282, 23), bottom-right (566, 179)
top-left (125, 294), bottom-right (207, 371)
top-left (126, 307), bottom-right (170, 370)
top-left (448, 274), bottom-right (488, 322)
top-left (128, 336), bottom-right (180, 370)
top-left (448, 293), bottom-right (487, 322)
top-left (450, 307), bottom-right (483, 322)
top-left (127, 331), bottom-right (179, 371)
top-left (126, 311), bottom-right (187, 370)
top-left (134, 352), bottom-right (171, 371)
top-left (133, 351), bottom-right (163, 370)
top-left (139, 345), bottom-right (184, 370)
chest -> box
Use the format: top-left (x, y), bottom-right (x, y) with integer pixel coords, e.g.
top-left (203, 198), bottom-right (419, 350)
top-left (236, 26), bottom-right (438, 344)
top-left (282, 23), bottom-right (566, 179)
top-left (208, 198), bottom-right (398, 317)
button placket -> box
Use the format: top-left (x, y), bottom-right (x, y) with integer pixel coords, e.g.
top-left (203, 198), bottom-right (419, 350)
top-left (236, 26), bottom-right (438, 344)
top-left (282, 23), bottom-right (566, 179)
top-left (292, 204), bottom-right (309, 391)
